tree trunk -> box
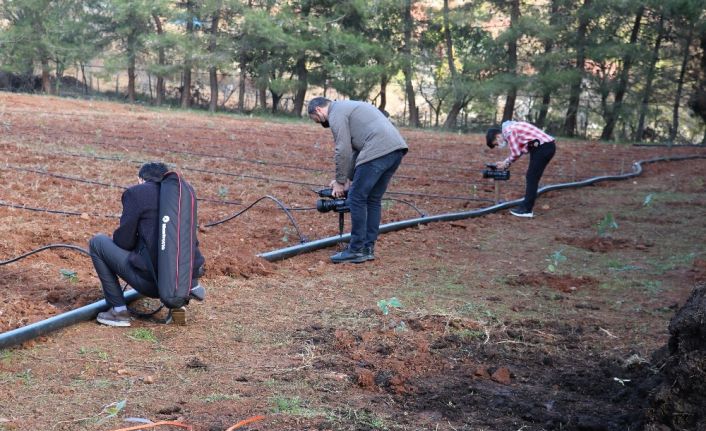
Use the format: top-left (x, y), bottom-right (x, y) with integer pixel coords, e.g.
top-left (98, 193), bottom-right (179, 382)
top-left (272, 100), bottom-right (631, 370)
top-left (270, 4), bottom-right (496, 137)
top-left (379, 74), bottom-right (388, 112)
top-left (564, 0), bottom-right (591, 137)
top-left (403, 0), bottom-right (419, 127)
top-left (237, 54), bottom-right (247, 112)
top-left (258, 86), bottom-right (267, 110)
top-left (501, 0), bottom-right (520, 122)
top-left (442, 0), bottom-right (465, 129)
top-left (152, 14), bottom-right (165, 106)
top-left (181, 1), bottom-right (194, 109)
top-left (670, 26), bottom-right (694, 142)
top-left (208, 10), bottom-right (221, 113)
top-left (292, 57), bottom-right (308, 116)
top-left (536, 0), bottom-right (559, 128)
top-left (600, 6), bottom-right (644, 141)
top-left (80, 63), bottom-right (89, 95)
top-left (41, 57), bottom-right (51, 94)
top-left (636, 14), bottom-right (664, 141)
top-left (444, 100), bottom-right (464, 129)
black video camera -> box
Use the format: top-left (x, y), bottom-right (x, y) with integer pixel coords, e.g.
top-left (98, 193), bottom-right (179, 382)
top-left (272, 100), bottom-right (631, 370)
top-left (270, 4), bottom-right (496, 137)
top-left (316, 188), bottom-right (349, 213)
top-left (482, 163), bottom-right (510, 181)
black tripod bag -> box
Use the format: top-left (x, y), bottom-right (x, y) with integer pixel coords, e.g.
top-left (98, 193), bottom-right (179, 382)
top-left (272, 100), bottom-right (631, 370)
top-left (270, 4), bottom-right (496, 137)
top-left (157, 171), bottom-right (198, 309)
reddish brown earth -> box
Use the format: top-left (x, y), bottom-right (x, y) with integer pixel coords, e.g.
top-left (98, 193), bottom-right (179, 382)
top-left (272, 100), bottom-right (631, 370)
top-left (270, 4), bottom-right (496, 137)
top-left (1, 93), bottom-right (706, 430)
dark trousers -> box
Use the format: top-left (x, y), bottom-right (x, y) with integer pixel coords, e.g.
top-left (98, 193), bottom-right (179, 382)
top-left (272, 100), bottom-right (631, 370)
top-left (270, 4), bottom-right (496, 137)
top-left (346, 149), bottom-right (406, 251)
top-left (89, 234), bottom-right (158, 307)
top-left (522, 141), bottom-right (556, 212)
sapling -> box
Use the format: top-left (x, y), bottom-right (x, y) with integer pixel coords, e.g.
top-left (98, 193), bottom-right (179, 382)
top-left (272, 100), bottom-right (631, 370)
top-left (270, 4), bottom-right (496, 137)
top-left (60, 269), bottom-right (79, 283)
top-left (597, 213), bottom-right (618, 237)
top-left (545, 249), bottom-right (567, 273)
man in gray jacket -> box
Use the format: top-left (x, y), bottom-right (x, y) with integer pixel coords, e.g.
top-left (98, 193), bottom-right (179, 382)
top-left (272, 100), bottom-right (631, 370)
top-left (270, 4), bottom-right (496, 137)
top-left (308, 97), bottom-right (408, 263)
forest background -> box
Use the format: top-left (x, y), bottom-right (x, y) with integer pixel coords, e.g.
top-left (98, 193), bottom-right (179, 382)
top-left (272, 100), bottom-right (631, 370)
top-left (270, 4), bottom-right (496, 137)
top-left (1, 0), bottom-right (706, 143)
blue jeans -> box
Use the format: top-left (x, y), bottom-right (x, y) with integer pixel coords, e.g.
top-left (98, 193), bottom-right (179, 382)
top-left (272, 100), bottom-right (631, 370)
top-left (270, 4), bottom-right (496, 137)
top-left (346, 149), bottom-right (406, 251)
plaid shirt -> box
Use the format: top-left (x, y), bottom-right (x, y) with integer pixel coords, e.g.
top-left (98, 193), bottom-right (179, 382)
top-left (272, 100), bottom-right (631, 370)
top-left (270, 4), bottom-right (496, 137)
top-left (502, 121), bottom-right (554, 165)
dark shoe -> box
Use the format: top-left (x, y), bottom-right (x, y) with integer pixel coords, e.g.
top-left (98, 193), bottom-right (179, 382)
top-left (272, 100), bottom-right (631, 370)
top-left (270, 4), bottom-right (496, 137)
top-left (330, 248), bottom-right (368, 264)
top-left (97, 308), bottom-right (131, 327)
top-left (510, 208), bottom-right (534, 218)
top-left (363, 245), bottom-right (375, 261)
top-left (189, 284), bottom-right (206, 302)
top-left (170, 307), bottom-right (187, 325)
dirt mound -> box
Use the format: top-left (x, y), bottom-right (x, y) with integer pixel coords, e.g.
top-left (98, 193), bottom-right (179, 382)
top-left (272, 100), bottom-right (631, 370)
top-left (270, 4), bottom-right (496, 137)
top-left (646, 285), bottom-right (706, 429)
top-left (508, 272), bottom-right (599, 293)
top-left (555, 235), bottom-right (650, 253)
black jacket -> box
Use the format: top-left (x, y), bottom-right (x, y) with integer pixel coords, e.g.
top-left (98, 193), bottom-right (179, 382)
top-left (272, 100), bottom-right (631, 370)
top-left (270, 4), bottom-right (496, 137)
top-left (113, 181), bottom-right (205, 279)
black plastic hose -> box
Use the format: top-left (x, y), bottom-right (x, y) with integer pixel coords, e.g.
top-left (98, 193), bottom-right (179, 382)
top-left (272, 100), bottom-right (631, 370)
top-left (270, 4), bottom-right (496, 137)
top-left (258, 154), bottom-right (706, 261)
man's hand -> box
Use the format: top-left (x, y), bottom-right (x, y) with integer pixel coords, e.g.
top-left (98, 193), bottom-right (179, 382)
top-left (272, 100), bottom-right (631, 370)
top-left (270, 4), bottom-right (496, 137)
top-left (329, 179), bottom-right (350, 198)
top-left (495, 160), bottom-right (509, 170)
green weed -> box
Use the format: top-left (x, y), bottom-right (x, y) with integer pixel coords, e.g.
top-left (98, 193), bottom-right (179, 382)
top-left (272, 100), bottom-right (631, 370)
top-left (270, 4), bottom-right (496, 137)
top-left (457, 302), bottom-right (497, 322)
top-left (546, 249), bottom-right (567, 273)
top-left (642, 280), bottom-right (663, 296)
top-left (271, 396), bottom-right (317, 417)
top-left (60, 269), bottom-right (79, 283)
top-left (327, 407), bottom-right (388, 429)
top-left (203, 393), bottom-right (241, 403)
top-left (78, 347), bottom-right (109, 360)
top-left (596, 213), bottom-right (618, 237)
top-left (217, 185), bottom-right (229, 199)
top-left (377, 297), bottom-right (402, 315)
top-left (17, 369), bottom-right (32, 386)
top-left (127, 328), bottom-right (157, 343)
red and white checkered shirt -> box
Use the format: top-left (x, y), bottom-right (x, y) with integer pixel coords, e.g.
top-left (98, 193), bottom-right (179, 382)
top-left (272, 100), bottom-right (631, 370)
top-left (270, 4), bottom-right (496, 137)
top-left (501, 121), bottom-right (554, 165)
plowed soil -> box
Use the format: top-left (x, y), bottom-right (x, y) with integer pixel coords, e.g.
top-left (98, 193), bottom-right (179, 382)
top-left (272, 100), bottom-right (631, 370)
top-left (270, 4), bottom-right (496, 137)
top-left (1, 93), bottom-right (706, 430)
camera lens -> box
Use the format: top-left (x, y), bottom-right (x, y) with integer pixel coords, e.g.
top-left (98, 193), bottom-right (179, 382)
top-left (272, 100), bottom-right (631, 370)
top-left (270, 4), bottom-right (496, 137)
top-left (316, 199), bottom-right (334, 213)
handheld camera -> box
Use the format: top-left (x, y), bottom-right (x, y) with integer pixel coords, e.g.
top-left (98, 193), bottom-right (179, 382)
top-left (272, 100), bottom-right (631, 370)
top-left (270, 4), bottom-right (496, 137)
top-left (316, 188), bottom-right (349, 213)
top-left (482, 163), bottom-right (510, 181)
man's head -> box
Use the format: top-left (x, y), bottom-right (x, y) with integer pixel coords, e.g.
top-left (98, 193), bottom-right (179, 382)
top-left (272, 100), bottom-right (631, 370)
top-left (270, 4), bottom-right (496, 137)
top-left (308, 97), bottom-right (331, 128)
top-left (486, 127), bottom-right (503, 149)
top-left (138, 162), bottom-right (168, 182)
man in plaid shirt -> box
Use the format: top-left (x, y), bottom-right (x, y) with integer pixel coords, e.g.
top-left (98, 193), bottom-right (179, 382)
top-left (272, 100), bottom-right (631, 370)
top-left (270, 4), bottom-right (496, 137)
top-left (486, 121), bottom-right (556, 218)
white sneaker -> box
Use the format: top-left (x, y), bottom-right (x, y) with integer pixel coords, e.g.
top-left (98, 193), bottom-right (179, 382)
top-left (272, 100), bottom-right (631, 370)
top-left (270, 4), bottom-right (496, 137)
top-left (510, 208), bottom-right (534, 218)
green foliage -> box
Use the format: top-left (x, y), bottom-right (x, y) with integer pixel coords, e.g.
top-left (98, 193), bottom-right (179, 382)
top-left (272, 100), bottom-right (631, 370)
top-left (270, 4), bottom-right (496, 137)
top-left (98, 399), bottom-right (126, 423)
top-left (377, 297), bottom-right (402, 315)
top-left (217, 185), bottom-right (228, 199)
top-left (545, 249), bottom-right (567, 273)
top-left (127, 328), bottom-right (157, 343)
top-left (642, 193), bottom-right (654, 207)
top-left (271, 396), bottom-right (316, 417)
top-left (60, 269), bottom-right (79, 283)
top-left (596, 213), bottom-right (618, 237)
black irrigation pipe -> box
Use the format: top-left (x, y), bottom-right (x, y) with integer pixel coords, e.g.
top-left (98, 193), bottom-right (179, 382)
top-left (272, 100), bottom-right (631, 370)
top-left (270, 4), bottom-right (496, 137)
top-left (258, 154), bottom-right (706, 262)
top-left (205, 195), bottom-right (308, 243)
top-left (0, 290), bottom-right (140, 350)
top-left (3, 164), bottom-right (244, 207)
top-left (0, 244), bottom-right (90, 265)
top-left (49, 150), bottom-right (493, 203)
top-left (0, 199), bottom-right (120, 219)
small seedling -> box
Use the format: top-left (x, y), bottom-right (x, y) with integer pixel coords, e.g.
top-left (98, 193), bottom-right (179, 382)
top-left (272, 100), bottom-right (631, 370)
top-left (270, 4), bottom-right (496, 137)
top-left (545, 249), bottom-right (567, 273)
top-left (98, 400), bottom-right (126, 423)
top-left (281, 226), bottom-right (294, 243)
top-left (377, 297), bottom-right (402, 315)
top-left (596, 213), bottom-right (618, 237)
top-left (642, 193), bottom-right (654, 207)
top-left (217, 185), bottom-right (229, 199)
top-left (60, 269), bottom-right (79, 283)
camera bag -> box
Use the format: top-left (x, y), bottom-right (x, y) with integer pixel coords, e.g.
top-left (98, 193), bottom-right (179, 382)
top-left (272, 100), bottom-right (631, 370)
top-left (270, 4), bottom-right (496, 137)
top-left (156, 171), bottom-right (199, 309)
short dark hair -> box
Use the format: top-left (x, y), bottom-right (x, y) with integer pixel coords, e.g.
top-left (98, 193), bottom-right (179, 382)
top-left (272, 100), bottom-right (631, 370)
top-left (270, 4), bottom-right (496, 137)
top-left (307, 97), bottom-right (331, 115)
top-left (138, 162), bottom-right (169, 182)
top-left (486, 127), bottom-right (502, 148)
